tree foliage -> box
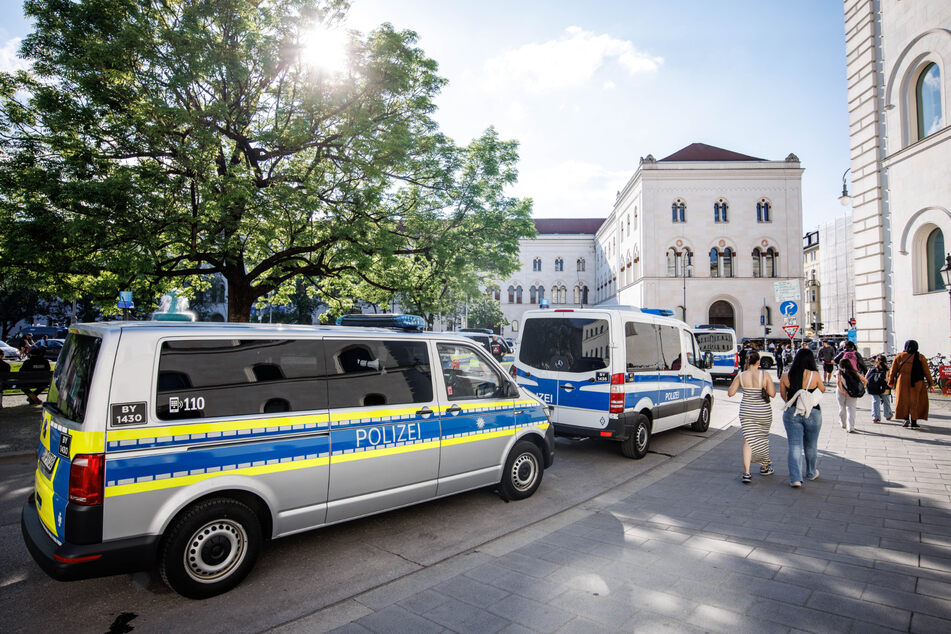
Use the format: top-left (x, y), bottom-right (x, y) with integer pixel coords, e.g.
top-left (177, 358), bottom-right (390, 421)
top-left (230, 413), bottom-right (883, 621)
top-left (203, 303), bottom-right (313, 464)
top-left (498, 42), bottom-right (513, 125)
top-left (0, 0), bottom-right (533, 321)
top-left (465, 294), bottom-right (508, 331)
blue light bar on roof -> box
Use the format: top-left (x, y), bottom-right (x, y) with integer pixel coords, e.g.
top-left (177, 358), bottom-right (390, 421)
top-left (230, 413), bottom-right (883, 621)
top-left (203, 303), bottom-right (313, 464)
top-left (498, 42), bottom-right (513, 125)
top-left (335, 313), bottom-right (426, 331)
top-left (640, 308), bottom-right (676, 317)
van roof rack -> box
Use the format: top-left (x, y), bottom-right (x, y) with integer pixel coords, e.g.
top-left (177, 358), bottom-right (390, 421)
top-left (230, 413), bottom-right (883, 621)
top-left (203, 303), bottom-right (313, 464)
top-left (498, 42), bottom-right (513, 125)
top-left (335, 313), bottom-right (425, 332)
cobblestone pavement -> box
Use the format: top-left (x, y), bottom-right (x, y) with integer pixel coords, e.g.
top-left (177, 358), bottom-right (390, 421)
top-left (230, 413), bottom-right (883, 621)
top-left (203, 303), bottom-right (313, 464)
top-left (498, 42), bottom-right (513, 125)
top-left (275, 386), bottom-right (951, 633)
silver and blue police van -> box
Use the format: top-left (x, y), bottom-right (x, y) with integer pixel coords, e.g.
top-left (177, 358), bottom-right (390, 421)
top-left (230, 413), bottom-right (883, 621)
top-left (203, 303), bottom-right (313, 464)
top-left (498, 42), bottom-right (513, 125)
top-left (21, 321), bottom-right (553, 598)
top-left (692, 324), bottom-right (739, 380)
top-left (513, 307), bottom-right (713, 459)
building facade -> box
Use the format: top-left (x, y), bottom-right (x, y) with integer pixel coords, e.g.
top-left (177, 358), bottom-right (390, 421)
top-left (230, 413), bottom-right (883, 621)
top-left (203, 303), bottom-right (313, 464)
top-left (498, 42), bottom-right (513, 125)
top-left (498, 218), bottom-right (600, 338)
top-left (594, 143), bottom-right (805, 341)
top-left (844, 0), bottom-right (951, 354)
top-left (818, 214), bottom-right (856, 335)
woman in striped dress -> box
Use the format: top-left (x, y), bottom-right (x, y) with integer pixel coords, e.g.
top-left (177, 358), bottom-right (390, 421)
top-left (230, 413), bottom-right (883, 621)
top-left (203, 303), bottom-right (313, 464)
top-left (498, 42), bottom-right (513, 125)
top-left (727, 351), bottom-right (777, 483)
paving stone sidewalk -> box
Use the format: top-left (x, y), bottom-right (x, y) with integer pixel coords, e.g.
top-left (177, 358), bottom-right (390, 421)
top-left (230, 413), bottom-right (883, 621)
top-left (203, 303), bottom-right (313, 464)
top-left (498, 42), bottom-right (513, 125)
top-left (276, 386), bottom-right (951, 633)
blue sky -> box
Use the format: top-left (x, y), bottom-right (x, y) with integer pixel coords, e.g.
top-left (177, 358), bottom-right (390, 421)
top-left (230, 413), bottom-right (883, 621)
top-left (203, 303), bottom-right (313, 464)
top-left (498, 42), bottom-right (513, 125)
top-left (0, 0), bottom-right (851, 231)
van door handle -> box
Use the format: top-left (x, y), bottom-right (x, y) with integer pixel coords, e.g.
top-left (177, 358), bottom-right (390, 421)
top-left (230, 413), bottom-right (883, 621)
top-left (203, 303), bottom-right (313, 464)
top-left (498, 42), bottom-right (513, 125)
top-left (560, 384), bottom-right (575, 392)
top-left (416, 406), bottom-right (434, 416)
top-left (444, 405), bottom-right (462, 414)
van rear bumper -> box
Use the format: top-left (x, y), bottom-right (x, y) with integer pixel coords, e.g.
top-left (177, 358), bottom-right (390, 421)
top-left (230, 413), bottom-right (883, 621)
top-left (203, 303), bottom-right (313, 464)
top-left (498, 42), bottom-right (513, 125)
top-left (21, 494), bottom-right (158, 581)
top-left (554, 415), bottom-right (629, 440)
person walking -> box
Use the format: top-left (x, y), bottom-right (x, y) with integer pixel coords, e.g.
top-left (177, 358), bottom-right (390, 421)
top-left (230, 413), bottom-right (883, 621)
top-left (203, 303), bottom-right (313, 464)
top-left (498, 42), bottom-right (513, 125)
top-left (834, 340), bottom-right (867, 373)
top-left (817, 340), bottom-right (836, 384)
top-left (866, 355), bottom-right (893, 423)
top-left (780, 348), bottom-right (825, 488)
top-left (887, 339), bottom-right (934, 429)
top-left (728, 351), bottom-right (776, 484)
top-left (837, 358), bottom-right (867, 433)
top-left (775, 343), bottom-right (785, 378)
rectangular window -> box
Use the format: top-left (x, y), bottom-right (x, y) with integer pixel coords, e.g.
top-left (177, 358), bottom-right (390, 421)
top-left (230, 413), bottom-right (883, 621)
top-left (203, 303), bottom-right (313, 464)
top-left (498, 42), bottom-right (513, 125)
top-left (658, 325), bottom-right (683, 371)
top-left (625, 322), bottom-right (661, 372)
top-left (48, 333), bottom-right (101, 425)
top-left (324, 339), bottom-right (432, 409)
top-left (519, 317), bottom-right (609, 372)
top-left (156, 339), bottom-right (329, 420)
top-left (438, 343), bottom-right (505, 401)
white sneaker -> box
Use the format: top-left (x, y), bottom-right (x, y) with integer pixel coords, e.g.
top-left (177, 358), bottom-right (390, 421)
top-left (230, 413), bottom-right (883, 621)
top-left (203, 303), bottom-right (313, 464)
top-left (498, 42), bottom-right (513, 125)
top-left (807, 470), bottom-right (820, 481)
top-left (790, 481), bottom-right (802, 488)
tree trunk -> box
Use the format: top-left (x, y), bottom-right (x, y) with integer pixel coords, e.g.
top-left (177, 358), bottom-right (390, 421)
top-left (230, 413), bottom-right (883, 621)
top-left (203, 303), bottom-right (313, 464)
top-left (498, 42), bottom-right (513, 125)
top-left (226, 277), bottom-right (254, 322)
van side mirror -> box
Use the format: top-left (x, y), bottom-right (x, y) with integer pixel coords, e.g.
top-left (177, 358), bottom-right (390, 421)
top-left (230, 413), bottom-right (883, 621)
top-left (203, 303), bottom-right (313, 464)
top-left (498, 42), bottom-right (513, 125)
top-left (505, 382), bottom-right (520, 398)
top-left (703, 351), bottom-right (714, 369)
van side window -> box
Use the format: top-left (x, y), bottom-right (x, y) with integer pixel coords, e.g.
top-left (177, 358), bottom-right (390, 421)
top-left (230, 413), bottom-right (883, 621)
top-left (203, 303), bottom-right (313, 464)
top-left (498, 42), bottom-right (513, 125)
top-left (438, 343), bottom-right (505, 401)
top-left (324, 339), bottom-right (432, 409)
top-left (658, 326), bottom-right (682, 371)
top-left (625, 322), bottom-right (661, 372)
top-left (156, 339), bottom-right (328, 420)
top-left (680, 329), bottom-right (698, 367)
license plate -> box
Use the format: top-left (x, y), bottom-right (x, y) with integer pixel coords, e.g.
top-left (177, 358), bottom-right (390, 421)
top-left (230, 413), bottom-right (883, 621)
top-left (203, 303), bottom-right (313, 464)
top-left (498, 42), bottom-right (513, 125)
top-left (40, 448), bottom-right (57, 472)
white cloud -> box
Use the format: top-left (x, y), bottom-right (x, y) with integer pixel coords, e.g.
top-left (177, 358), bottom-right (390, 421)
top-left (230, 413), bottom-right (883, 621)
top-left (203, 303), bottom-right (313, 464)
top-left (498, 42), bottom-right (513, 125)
top-left (603, 80), bottom-right (617, 90)
top-left (482, 26), bottom-right (662, 93)
top-left (513, 160), bottom-right (630, 218)
top-left (0, 37), bottom-right (27, 73)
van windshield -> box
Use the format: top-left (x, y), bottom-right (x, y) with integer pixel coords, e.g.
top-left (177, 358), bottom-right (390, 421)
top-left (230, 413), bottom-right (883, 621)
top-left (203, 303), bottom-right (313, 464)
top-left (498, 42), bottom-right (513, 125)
top-left (694, 332), bottom-right (734, 352)
top-left (47, 333), bottom-right (101, 424)
top-left (519, 317), bottom-right (610, 372)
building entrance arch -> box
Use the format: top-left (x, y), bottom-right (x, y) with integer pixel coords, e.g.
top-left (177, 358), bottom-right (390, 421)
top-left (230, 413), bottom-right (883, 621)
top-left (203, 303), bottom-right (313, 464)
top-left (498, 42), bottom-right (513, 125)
top-left (708, 300), bottom-right (735, 329)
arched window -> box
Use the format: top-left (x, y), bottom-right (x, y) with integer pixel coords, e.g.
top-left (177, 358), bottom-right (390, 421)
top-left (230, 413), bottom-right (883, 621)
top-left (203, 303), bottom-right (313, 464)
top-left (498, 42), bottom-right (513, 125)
top-left (714, 199), bottom-right (728, 223)
top-left (507, 285), bottom-right (515, 303)
top-left (486, 286), bottom-right (500, 301)
top-left (681, 249), bottom-right (693, 277)
top-left (709, 247), bottom-right (720, 278)
top-left (573, 285), bottom-right (581, 304)
top-left (577, 257), bottom-right (585, 272)
top-left (532, 257), bottom-right (541, 272)
top-left (627, 214), bottom-right (631, 233)
top-left (667, 248), bottom-right (678, 277)
top-left (917, 63), bottom-right (943, 140)
top-left (927, 227), bottom-right (946, 291)
top-left (581, 285), bottom-right (589, 304)
top-left (515, 286), bottom-right (523, 304)
top-left (752, 248), bottom-right (762, 278)
top-left (722, 247), bottom-right (734, 278)
top-left (765, 247), bottom-right (778, 278)
top-left (529, 285), bottom-right (537, 304)
top-left (537, 286), bottom-right (545, 302)
top-left (756, 199), bottom-right (771, 222)
top-left (555, 257), bottom-right (564, 272)
top-left (671, 198), bottom-right (686, 223)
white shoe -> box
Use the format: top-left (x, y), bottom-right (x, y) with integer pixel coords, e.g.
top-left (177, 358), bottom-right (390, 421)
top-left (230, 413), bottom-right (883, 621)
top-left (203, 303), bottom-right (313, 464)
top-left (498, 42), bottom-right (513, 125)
top-left (807, 470), bottom-right (820, 481)
top-left (790, 481), bottom-right (802, 488)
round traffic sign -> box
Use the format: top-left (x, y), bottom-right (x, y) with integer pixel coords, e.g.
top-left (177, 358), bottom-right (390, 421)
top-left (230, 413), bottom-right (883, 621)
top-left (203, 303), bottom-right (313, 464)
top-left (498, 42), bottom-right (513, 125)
top-left (779, 300), bottom-right (798, 316)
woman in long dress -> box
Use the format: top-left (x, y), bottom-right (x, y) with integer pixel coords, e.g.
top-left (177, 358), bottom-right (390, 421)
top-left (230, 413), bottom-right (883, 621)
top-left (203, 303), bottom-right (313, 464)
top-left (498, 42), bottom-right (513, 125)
top-left (887, 339), bottom-right (934, 429)
top-left (728, 351), bottom-right (776, 484)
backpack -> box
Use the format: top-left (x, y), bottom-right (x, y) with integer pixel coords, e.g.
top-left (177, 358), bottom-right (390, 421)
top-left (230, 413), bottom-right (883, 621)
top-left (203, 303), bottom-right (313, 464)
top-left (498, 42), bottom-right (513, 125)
top-left (866, 368), bottom-right (887, 395)
top-left (842, 350), bottom-right (860, 372)
top-left (843, 370), bottom-right (866, 398)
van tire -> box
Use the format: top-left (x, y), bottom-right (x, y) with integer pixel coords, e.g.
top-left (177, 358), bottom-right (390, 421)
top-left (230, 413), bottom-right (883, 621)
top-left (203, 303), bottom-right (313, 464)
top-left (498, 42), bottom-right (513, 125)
top-left (499, 440), bottom-right (544, 501)
top-left (159, 498), bottom-right (262, 599)
top-left (692, 399), bottom-right (711, 432)
top-left (621, 414), bottom-right (651, 459)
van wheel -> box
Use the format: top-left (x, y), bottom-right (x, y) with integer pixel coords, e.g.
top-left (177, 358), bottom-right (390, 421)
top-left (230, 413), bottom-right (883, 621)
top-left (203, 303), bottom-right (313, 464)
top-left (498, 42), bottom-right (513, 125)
top-left (499, 440), bottom-right (544, 501)
top-left (159, 498), bottom-right (262, 599)
top-left (620, 414), bottom-right (651, 459)
top-left (692, 399), bottom-right (711, 432)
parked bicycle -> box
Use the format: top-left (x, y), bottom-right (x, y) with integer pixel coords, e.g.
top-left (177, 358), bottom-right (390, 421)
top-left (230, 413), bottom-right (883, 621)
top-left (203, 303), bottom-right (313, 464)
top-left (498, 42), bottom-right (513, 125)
top-left (928, 353), bottom-right (948, 389)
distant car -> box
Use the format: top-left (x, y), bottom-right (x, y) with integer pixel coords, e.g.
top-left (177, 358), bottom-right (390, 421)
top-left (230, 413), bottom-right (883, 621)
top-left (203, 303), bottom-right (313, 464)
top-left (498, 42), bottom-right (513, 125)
top-left (0, 340), bottom-right (19, 360)
top-left (505, 337), bottom-right (515, 350)
top-left (39, 339), bottom-right (65, 361)
top-left (457, 332), bottom-right (506, 361)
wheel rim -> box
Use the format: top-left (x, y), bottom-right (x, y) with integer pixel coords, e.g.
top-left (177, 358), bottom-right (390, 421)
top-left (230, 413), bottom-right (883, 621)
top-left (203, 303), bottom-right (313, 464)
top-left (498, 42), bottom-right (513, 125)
top-left (184, 519), bottom-right (248, 584)
top-left (636, 424), bottom-right (649, 452)
top-left (510, 452), bottom-right (539, 491)
top-left (701, 404), bottom-right (710, 425)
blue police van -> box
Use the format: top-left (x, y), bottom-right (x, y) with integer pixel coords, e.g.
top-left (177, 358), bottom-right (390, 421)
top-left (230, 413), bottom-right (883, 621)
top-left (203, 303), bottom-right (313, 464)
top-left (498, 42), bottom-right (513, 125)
top-left (692, 324), bottom-right (739, 380)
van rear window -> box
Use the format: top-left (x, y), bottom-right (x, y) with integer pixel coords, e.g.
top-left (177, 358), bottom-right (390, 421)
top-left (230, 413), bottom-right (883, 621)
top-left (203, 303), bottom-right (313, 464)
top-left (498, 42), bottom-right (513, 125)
top-left (519, 318), bottom-right (609, 372)
top-left (48, 334), bottom-right (101, 424)
top-left (695, 332), bottom-right (734, 352)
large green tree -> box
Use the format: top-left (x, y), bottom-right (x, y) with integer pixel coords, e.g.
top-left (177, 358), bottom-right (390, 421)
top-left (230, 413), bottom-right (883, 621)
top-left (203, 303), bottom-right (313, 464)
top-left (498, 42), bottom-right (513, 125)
top-left (0, 0), bottom-right (532, 321)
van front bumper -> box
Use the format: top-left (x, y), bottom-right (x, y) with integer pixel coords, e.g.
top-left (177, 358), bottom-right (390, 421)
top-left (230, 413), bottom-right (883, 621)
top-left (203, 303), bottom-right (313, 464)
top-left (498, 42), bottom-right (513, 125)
top-left (21, 494), bottom-right (159, 581)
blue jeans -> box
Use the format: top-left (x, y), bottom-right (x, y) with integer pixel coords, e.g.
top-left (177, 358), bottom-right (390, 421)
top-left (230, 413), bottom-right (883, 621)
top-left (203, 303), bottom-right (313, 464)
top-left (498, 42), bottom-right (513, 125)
top-left (871, 393), bottom-right (893, 420)
top-left (782, 406), bottom-right (822, 483)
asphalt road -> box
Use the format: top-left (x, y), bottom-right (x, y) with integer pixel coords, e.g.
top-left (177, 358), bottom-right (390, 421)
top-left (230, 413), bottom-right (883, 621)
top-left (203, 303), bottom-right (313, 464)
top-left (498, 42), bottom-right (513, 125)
top-left (0, 385), bottom-right (739, 634)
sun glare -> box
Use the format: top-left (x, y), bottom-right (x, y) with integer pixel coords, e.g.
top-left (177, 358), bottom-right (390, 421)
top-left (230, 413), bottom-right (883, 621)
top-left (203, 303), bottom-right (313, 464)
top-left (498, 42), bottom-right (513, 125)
top-left (301, 25), bottom-right (350, 75)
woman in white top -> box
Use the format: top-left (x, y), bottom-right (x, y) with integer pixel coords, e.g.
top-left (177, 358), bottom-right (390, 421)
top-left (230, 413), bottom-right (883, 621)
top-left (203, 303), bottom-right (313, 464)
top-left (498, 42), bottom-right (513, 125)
top-left (728, 351), bottom-right (777, 484)
top-left (780, 349), bottom-right (826, 488)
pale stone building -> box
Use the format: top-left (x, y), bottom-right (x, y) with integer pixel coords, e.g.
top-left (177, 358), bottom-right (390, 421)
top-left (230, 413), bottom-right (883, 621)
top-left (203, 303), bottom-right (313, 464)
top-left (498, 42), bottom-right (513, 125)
top-left (818, 214), bottom-right (856, 335)
top-left (803, 230), bottom-right (821, 335)
top-left (498, 218), bottom-right (600, 339)
top-left (843, 0), bottom-right (951, 354)
top-left (595, 143), bottom-right (805, 341)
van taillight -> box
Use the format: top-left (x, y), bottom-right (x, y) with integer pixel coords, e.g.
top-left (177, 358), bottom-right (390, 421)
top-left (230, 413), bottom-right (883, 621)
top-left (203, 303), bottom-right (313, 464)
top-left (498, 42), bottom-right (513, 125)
top-left (610, 373), bottom-right (626, 413)
top-left (735, 353), bottom-right (739, 368)
top-left (69, 453), bottom-right (105, 505)
top-left (510, 365), bottom-right (517, 378)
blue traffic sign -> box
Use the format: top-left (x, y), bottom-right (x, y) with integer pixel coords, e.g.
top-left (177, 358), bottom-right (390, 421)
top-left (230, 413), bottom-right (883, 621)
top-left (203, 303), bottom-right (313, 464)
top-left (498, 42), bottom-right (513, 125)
top-left (779, 300), bottom-right (798, 316)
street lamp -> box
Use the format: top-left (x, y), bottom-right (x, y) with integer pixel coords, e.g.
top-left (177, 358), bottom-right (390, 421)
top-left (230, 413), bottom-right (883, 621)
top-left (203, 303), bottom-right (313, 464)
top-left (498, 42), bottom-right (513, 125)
top-left (681, 258), bottom-right (693, 322)
top-left (839, 167), bottom-right (852, 206)
top-left (940, 254), bottom-right (951, 332)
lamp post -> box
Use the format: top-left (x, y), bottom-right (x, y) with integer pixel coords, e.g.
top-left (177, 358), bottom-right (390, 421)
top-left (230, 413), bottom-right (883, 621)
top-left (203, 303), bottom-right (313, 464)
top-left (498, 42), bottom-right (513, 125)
top-left (839, 167), bottom-right (852, 206)
top-left (940, 254), bottom-right (951, 334)
top-left (681, 258), bottom-right (693, 323)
